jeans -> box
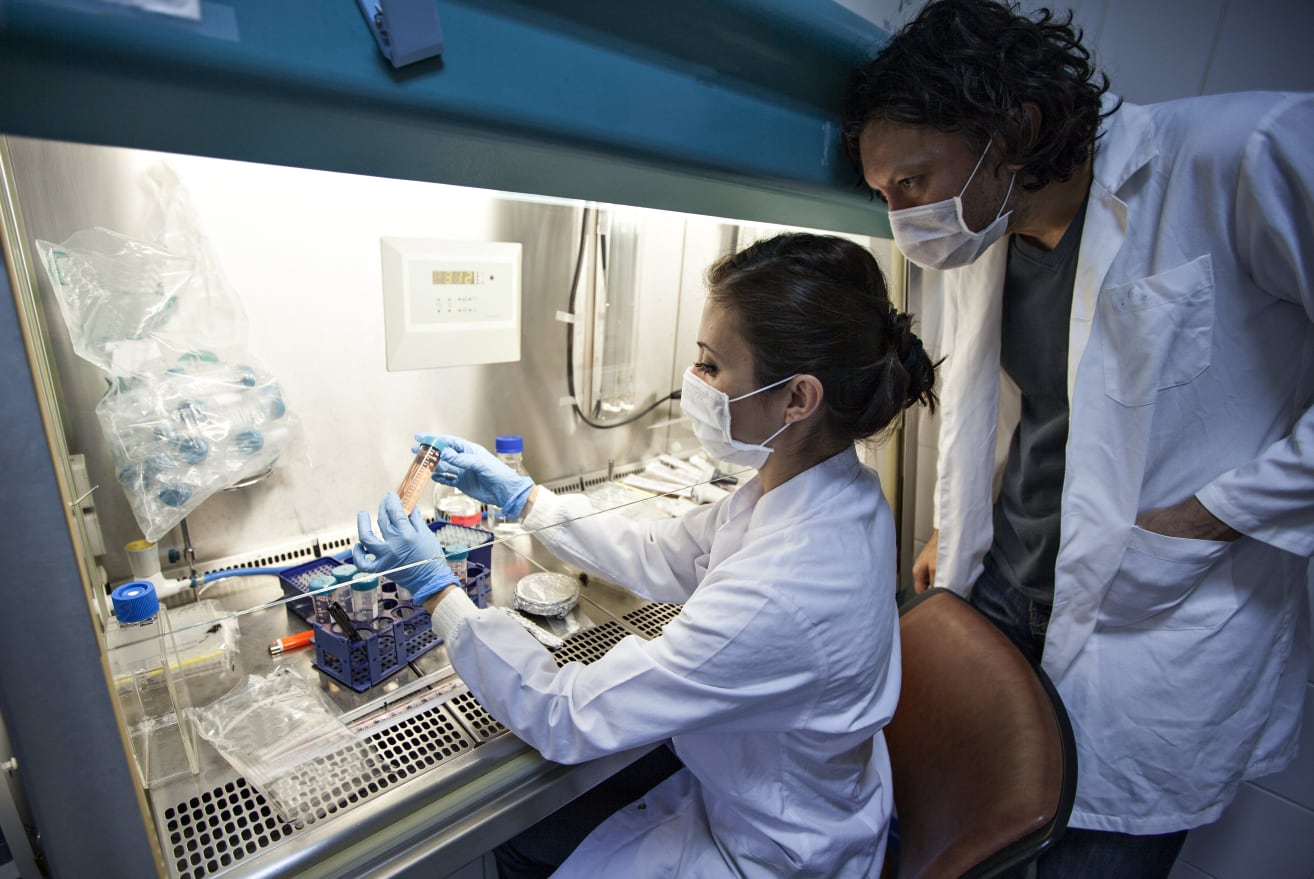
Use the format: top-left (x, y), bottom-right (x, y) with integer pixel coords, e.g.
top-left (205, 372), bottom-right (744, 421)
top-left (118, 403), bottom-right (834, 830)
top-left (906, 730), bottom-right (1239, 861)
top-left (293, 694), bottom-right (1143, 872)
top-left (969, 552), bottom-right (1051, 665)
top-left (494, 744), bottom-right (684, 879)
top-left (970, 555), bottom-right (1188, 879)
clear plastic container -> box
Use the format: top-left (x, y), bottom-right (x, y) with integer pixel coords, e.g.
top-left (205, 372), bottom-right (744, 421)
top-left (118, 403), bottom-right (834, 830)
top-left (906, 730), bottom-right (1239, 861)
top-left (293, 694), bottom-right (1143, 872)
top-left (398, 442), bottom-right (442, 515)
top-left (106, 580), bottom-right (228, 789)
top-left (445, 543), bottom-right (470, 583)
top-left (329, 564), bottom-right (357, 616)
top-left (307, 573), bottom-right (337, 625)
top-left (350, 576), bottom-right (380, 624)
top-left (488, 434), bottom-right (526, 533)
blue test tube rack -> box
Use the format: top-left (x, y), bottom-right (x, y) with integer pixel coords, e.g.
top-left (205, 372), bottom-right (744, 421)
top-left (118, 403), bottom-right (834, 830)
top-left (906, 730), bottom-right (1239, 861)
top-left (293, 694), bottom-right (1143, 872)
top-left (278, 557), bottom-right (490, 691)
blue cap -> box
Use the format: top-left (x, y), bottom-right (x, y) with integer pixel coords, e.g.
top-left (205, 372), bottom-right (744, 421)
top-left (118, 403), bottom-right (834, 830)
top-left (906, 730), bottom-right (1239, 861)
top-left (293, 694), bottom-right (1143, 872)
top-left (307, 573), bottom-right (336, 592)
top-left (234, 429), bottom-right (264, 454)
top-left (495, 434), bottom-right (523, 454)
top-left (175, 435), bottom-right (210, 464)
top-left (445, 543), bottom-right (470, 562)
top-left (331, 564), bottom-right (359, 583)
top-left (111, 580), bottom-right (160, 624)
top-left (157, 484), bottom-right (193, 507)
top-left (351, 576), bottom-right (380, 593)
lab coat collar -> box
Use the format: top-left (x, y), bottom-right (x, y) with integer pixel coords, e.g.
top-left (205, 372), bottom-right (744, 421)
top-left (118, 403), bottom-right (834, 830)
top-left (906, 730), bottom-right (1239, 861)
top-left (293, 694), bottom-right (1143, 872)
top-left (1092, 95), bottom-right (1157, 196)
top-left (744, 446), bottom-right (864, 526)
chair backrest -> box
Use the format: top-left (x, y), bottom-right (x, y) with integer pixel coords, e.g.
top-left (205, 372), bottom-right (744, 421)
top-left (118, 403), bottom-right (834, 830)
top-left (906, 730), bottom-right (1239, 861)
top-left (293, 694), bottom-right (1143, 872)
top-left (883, 588), bottom-right (1076, 879)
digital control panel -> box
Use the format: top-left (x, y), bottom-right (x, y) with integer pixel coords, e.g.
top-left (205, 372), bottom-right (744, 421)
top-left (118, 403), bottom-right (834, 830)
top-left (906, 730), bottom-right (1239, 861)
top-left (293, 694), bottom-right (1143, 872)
top-left (380, 238), bottom-right (522, 370)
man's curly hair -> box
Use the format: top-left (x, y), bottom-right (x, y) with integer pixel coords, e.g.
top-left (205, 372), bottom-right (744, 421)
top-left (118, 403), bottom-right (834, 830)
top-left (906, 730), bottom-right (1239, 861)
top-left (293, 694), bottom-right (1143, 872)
top-left (842, 0), bottom-right (1117, 192)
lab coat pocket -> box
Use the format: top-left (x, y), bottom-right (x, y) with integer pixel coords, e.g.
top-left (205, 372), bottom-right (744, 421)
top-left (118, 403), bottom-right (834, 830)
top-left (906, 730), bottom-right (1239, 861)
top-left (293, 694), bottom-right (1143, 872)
top-left (1099, 526), bottom-right (1233, 629)
top-left (1100, 255), bottom-right (1214, 407)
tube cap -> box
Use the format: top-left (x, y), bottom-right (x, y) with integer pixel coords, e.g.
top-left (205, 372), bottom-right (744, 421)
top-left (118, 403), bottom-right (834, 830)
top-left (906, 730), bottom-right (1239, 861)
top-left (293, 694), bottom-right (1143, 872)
top-left (331, 564), bottom-right (359, 583)
top-left (351, 576), bottom-right (380, 593)
top-left (445, 543), bottom-right (470, 562)
top-left (111, 580), bottom-right (160, 624)
top-left (307, 574), bottom-right (337, 592)
top-left (495, 434), bottom-right (524, 454)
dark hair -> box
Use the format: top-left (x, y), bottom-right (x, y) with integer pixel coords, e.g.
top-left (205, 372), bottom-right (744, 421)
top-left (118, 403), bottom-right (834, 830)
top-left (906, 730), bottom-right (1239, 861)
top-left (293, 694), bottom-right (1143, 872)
top-left (706, 233), bottom-right (936, 444)
top-left (841, 0), bottom-right (1117, 192)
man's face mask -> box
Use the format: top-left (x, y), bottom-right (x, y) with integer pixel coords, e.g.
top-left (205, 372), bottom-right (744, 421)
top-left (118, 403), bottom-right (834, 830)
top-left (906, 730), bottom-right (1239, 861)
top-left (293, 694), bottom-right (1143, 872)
top-left (887, 139), bottom-right (1015, 271)
top-left (680, 367), bottom-right (795, 469)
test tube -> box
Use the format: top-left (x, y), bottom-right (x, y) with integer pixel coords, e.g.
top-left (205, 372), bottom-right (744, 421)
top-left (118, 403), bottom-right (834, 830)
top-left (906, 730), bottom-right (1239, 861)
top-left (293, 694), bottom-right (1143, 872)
top-left (398, 442), bottom-right (443, 515)
top-left (445, 543), bottom-right (470, 584)
top-left (351, 576), bottom-right (380, 624)
top-left (307, 573), bottom-right (336, 625)
top-left (330, 564), bottom-right (356, 615)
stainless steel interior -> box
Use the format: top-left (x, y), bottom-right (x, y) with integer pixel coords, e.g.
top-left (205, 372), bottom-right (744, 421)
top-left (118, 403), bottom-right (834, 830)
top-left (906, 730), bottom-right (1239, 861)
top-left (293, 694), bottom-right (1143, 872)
top-left (149, 529), bottom-right (679, 879)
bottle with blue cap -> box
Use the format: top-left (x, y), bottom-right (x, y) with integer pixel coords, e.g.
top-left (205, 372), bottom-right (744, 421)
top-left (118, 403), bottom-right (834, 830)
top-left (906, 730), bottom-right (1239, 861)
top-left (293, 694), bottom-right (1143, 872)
top-left (106, 580), bottom-right (200, 788)
top-left (488, 434), bottom-right (527, 533)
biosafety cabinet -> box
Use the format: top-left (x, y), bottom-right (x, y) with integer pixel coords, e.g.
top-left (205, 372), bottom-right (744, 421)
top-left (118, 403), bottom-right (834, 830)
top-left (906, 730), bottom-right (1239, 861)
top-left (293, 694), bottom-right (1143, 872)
top-left (0, 4), bottom-right (898, 877)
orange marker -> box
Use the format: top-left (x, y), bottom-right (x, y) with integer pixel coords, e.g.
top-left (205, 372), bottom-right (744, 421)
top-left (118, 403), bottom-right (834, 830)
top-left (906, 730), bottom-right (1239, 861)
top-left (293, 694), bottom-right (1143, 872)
top-left (268, 629), bottom-right (314, 656)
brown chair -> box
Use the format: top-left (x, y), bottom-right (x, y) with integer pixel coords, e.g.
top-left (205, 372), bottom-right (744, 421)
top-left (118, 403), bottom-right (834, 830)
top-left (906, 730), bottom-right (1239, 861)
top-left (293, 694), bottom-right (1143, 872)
top-left (881, 588), bottom-right (1077, 879)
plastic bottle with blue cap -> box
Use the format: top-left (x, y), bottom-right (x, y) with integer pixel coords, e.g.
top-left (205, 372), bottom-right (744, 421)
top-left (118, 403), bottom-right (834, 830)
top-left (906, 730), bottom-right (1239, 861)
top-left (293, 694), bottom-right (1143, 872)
top-left (106, 580), bottom-right (200, 788)
top-left (488, 434), bottom-right (527, 533)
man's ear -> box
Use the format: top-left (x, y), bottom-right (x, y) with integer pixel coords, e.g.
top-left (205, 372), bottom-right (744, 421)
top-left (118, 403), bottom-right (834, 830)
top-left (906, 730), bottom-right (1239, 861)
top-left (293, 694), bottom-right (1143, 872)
top-left (1014, 102), bottom-right (1042, 152)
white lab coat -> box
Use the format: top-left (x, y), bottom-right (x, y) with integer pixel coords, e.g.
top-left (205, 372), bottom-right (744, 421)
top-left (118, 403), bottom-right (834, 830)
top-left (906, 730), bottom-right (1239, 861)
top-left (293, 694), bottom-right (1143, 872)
top-left (430, 447), bottom-right (899, 877)
top-left (930, 92), bottom-right (1314, 833)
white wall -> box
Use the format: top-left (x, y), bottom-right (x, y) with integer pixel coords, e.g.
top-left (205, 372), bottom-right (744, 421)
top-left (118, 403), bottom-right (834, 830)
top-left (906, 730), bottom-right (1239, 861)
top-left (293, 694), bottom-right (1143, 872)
top-left (834, 1), bottom-right (1314, 876)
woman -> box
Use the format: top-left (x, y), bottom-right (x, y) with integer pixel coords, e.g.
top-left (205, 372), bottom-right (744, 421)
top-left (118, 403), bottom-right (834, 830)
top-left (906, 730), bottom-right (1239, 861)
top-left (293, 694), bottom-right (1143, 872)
top-left (356, 232), bottom-right (937, 877)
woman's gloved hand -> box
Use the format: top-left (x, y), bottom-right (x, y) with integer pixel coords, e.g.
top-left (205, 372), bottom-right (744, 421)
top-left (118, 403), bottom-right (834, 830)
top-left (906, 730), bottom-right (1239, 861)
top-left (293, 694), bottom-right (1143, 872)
top-left (354, 492), bottom-right (459, 604)
top-left (416, 433), bottom-right (534, 518)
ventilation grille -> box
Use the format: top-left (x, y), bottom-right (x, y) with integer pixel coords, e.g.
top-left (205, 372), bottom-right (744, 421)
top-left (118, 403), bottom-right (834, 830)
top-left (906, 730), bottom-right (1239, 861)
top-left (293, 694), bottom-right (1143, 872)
top-left (580, 464), bottom-right (644, 491)
top-left (317, 532), bottom-right (355, 558)
top-left (446, 690), bottom-right (506, 742)
top-left (551, 620), bottom-right (630, 668)
top-left (540, 461), bottom-right (646, 496)
top-left (162, 702), bottom-right (476, 879)
top-left (621, 602), bottom-right (681, 639)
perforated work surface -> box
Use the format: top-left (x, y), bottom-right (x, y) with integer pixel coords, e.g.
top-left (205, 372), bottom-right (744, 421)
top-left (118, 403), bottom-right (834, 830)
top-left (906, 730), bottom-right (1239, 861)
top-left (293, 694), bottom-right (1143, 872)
top-left (621, 602), bottom-right (681, 639)
top-left (162, 703), bottom-right (475, 879)
top-left (447, 690), bottom-right (506, 742)
top-left (162, 607), bottom-right (654, 878)
top-left (551, 620), bottom-right (630, 668)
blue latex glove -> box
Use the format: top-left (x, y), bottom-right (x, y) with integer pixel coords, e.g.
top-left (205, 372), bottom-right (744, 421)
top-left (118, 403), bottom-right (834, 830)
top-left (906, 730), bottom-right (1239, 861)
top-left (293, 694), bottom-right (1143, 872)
top-left (354, 492), bottom-right (459, 604)
top-left (415, 433), bottom-right (534, 518)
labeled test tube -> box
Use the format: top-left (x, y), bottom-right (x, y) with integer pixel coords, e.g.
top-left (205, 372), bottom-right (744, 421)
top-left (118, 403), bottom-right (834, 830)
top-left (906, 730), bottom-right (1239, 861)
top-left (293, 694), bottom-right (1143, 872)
top-left (351, 576), bottom-right (380, 624)
top-left (398, 442), bottom-right (443, 515)
top-left (330, 564), bottom-right (356, 614)
top-left (307, 573), bottom-right (337, 625)
top-left (445, 543), bottom-right (470, 584)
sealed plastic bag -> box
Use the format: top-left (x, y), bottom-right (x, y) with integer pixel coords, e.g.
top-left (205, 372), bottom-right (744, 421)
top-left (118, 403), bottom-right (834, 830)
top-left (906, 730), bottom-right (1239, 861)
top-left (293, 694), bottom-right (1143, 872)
top-left (188, 666), bottom-right (381, 826)
top-left (99, 353), bottom-right (294, 538)
top-left (35, 164), bottom-right (297, 541)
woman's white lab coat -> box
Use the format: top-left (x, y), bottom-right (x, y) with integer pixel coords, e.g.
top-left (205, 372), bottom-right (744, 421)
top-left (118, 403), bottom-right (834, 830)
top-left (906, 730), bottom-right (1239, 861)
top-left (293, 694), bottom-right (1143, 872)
top-left (430, 447), bottom-right (899, 876)
top-left (930, 92), bottom-right (1314, 833)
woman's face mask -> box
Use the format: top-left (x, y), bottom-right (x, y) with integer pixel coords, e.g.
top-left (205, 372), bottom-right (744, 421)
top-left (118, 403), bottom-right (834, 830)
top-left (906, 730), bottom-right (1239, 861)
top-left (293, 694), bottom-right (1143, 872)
top-left (680, 366), bottom-right (795, 469)
top-left (887, 139), bottom-right (1015, 271)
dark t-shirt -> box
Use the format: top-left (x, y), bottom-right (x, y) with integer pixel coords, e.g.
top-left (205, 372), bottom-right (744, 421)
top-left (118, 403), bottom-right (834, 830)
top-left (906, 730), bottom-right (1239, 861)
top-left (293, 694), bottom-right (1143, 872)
top-left (987, 202), bottom-right (1087, 604)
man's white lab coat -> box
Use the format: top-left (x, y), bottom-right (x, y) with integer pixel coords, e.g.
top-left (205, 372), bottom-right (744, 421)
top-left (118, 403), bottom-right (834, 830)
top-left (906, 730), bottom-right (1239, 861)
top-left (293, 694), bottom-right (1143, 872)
top-left (930, 92), bottom-right (1314, 833)
top-left (431, 447), bottom-right (899, 876)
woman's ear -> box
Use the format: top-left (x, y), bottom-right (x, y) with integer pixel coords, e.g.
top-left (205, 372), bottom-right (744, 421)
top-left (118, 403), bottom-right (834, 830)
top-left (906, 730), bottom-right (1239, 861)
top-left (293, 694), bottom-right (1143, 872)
top-left (784, 375), bottom-right (825, 423)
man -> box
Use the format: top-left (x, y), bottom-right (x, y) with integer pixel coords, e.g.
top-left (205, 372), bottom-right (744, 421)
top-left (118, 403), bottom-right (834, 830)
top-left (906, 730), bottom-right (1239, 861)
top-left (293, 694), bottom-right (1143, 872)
top-left (842, 1), bottom-right (1314, 877)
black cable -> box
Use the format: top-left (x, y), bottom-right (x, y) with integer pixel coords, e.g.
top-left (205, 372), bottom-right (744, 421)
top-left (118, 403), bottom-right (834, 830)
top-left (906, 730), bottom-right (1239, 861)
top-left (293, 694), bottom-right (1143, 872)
top-left (565, 206), bottom-right (680, 430)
